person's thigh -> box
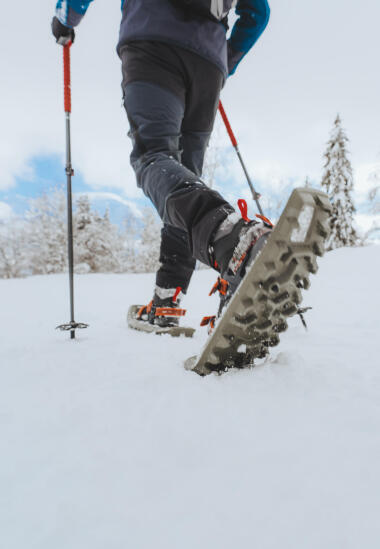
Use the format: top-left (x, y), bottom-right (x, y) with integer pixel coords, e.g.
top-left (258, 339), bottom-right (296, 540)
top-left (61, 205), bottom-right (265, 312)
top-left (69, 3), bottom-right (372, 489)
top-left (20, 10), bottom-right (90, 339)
top-left (124, 81), bottom-right (185, 167)
top-left (180, 57), bottom-right (223, 175)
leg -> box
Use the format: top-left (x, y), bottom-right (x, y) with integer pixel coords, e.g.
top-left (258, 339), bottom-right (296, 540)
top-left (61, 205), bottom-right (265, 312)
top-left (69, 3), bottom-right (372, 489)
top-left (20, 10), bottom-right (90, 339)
top-left (156, 107), bottom-right (216, 293)
top-left (124, 81), bottom-right (233, 266)
top-left (156, 224), bottom-right (195, 291)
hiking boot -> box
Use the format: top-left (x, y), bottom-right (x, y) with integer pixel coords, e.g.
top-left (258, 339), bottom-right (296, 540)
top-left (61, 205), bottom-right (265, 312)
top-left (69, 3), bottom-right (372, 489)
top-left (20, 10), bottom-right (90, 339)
top-left (210, 200), bottom-right (273, 316)
top-left (137, 286), bottom-right (186, 327)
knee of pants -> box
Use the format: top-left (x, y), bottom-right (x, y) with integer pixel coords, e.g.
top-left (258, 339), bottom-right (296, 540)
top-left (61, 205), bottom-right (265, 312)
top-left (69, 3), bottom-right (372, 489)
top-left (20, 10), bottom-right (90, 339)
top-left (123, 81), bottom-right (185, 165)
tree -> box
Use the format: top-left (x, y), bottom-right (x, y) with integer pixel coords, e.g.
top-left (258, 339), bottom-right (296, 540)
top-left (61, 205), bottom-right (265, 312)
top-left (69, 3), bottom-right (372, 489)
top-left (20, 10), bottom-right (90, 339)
top-left (368, 162), bottom-right (380, 216)
top-left (74, 195), bottom-right (125, 273)
top-left (25, 188), bottom-right (67, 274)
top-left (362, 165), bottom-right (380, 241)
top-left (134, 208), bottom-right (162, 273)
top-left (0, 221), bottom-right (29, 278)
top-left (321, 115), bottom-right (358, 250)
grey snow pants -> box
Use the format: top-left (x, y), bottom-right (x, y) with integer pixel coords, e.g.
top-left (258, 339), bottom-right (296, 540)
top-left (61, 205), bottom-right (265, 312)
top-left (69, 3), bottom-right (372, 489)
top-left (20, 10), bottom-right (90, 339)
top-left (122, 43), bottom-right (234, 291)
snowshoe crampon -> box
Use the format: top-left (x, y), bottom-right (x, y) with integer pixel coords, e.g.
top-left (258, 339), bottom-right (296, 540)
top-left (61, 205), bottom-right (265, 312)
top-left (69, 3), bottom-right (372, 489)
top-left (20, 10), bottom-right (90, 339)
top-left (185, 187), bottom-right (332, 376)
top-left (127, 305), bottom-right (195, 338)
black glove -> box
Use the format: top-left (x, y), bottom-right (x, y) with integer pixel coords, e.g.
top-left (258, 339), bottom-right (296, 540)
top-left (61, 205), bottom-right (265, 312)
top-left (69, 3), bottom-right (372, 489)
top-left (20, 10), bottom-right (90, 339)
top-left (51, 16), bottom-right (75, 46)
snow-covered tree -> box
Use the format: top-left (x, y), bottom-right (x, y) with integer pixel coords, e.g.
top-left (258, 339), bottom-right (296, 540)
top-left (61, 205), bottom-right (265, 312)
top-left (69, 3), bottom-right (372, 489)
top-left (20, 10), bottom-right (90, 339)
top-left (321, 115), bottom-right (358, 250)
top-left (362, 166), bottom-right (380, 241)
top-left (0, 222), bottom-right (28, 278)
top-left (368, 162), bottom-right (380, 216)
top-left (134, 208), bottom-right (161, 273)
top-left (25, 188), bottom-right (67, 274)
top-left (0, 190), bottom-right (165, 278)
top-left (74, 195), bottom-right (125, 273)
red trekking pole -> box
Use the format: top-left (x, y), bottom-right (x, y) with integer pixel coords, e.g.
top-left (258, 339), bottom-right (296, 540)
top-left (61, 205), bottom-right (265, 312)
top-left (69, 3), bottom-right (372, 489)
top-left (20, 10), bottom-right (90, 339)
top-left (218, 100), bottom-right (264, 216)
top-left (57, 43), bottom-right (88, 339)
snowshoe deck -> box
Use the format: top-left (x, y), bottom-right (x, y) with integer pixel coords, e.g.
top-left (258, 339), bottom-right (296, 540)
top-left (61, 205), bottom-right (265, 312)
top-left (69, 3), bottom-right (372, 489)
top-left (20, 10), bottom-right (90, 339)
top-left (127, 305), bottom-right (195, 338)
top-left (185, 187), bottom-right (332, 376)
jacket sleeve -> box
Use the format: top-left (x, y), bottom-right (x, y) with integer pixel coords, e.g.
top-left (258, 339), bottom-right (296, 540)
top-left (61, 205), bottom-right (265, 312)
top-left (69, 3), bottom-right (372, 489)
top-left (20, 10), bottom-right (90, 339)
top-left (228, 0), bottom-right (270, 75)
top-left (55, 0), bottom-right (94, 28)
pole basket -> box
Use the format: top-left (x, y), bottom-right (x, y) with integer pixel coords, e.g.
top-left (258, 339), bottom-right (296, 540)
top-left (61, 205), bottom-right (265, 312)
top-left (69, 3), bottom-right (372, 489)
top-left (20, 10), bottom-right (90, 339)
top-left (56, 322), bottom-right (89, 332)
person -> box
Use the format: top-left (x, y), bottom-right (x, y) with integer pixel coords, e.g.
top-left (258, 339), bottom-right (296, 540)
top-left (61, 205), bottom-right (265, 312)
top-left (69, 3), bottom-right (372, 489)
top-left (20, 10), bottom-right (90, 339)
top-left (52, 0), bottom-right (272, 328)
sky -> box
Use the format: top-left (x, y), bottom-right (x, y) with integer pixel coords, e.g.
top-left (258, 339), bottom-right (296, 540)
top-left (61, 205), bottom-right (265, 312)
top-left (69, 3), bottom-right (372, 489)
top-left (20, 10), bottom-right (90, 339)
top-left (0, 0), bottom-right (379, 230)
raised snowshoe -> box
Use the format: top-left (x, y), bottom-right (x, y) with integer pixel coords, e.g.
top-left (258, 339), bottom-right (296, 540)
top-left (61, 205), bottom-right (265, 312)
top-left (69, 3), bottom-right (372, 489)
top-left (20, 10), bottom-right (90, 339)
top-left (127, 286), bottom-right (195, 337)
top-left (186, 187), bottom-right (332, 375)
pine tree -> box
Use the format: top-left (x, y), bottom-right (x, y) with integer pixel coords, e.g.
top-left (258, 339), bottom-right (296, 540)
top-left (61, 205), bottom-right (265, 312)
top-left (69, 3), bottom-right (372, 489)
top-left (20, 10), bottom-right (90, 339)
top-left (321, 115), bottom-right (358, 250)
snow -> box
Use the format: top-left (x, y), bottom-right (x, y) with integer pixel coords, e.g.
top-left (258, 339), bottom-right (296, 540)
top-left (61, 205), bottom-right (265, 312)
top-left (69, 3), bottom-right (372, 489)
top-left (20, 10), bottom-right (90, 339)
top-left (1, 246), bottom-right (380, 548)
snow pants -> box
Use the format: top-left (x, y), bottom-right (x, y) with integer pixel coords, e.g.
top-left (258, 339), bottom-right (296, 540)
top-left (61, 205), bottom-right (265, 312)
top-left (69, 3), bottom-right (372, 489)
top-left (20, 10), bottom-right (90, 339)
top-left (121, 41), bottom-right (234, 292)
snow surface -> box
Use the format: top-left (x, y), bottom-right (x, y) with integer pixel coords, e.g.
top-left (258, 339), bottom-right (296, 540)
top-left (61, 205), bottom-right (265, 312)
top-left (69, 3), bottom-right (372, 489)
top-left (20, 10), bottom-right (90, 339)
top-left (1, 246), bottom-right (380, 549)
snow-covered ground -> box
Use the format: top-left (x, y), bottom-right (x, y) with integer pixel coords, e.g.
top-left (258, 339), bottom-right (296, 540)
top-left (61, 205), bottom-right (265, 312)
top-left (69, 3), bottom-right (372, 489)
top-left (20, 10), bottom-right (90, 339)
top-left (1, 246), bottom-right (380, 548)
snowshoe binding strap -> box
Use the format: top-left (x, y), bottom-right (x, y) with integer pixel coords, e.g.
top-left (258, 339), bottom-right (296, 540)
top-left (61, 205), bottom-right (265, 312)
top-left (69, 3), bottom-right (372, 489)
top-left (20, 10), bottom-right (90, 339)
top-left (238, 199), bottom-right (273, 228)
top-left (155, 307), bottom-right (186, 318)
top-left (209, 277), bottom-right (229, 297)
top-left (237, 199), bottom-right (251, 222)
top-left (137, 301), bottom-right (186, 320)
top-left (256, 214), bottom-right (274, 228)
top-left (137, 300), bottom-right (153, 319)
top-left (200, 315), bottom-right (216, 334)
top-left (172, 286), bottom-right (182, 303)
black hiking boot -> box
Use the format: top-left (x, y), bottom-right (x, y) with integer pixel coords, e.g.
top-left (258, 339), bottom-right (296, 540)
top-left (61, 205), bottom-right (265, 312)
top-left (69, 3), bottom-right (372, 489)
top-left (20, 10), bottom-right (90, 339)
top-left (210, 204), bottom-right (273, 317)
top-left (137, 286), bottom-right (186, 328)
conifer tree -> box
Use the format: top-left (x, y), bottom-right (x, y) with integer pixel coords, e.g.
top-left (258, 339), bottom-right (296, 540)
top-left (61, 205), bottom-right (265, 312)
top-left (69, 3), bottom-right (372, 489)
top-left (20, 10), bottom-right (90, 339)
top-left (321, 115), bottom-right (358, 250)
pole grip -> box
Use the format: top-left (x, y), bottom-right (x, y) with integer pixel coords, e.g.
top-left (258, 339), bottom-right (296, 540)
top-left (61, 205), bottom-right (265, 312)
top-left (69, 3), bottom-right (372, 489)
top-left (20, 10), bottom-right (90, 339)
top-left (63, 43), bottom-right (72, 113)
top-left (218, 100), bottom-right (238, 148)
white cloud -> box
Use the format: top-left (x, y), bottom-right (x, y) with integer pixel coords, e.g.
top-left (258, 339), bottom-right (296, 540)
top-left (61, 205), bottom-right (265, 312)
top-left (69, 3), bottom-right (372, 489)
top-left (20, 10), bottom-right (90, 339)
top-left (0, 202), bottom-right (13, 221)
top-left (75, 191), bottom-right (142, 218)
top-left (1, 0), bottom-right (379, 203)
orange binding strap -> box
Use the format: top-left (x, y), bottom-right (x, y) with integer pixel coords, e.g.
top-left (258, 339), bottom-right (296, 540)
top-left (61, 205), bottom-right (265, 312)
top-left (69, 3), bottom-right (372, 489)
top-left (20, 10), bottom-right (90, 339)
top-left (155, 307), bottom-right (186, 318)
top-left (209, 277), bottom-right (229, 297)
top-left (172, 286), bottom-right (182, 303)
top-left (200, 315), bottom-right (216, 334)
top-left (137, 300), bottom-right (153, 319)
top-left (200, 315), bottom-right (216, 328)
top-left (256, 214), bottom-right (274, 227)
top-left (237, 199), bottom-right (251, 222)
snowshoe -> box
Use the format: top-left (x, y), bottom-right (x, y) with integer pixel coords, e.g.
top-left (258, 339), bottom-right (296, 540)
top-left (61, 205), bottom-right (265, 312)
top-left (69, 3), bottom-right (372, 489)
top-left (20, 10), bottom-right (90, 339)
top-left (185, 187), bottom-right (332, 375)
top-left (127, 286), bottom-right (195, 338)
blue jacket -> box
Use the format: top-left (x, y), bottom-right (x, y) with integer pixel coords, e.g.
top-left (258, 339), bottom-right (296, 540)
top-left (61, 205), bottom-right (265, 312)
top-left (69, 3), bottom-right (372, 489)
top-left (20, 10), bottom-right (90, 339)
top-left (55, 0), bottom-right (270, 76)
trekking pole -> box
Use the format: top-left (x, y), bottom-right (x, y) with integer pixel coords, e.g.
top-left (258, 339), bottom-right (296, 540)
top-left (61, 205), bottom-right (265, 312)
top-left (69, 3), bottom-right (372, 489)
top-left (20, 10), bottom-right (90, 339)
top-left (218, 100), bottom-right (264, 216)
top-left (57, 42), bottom-right (88, 339)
